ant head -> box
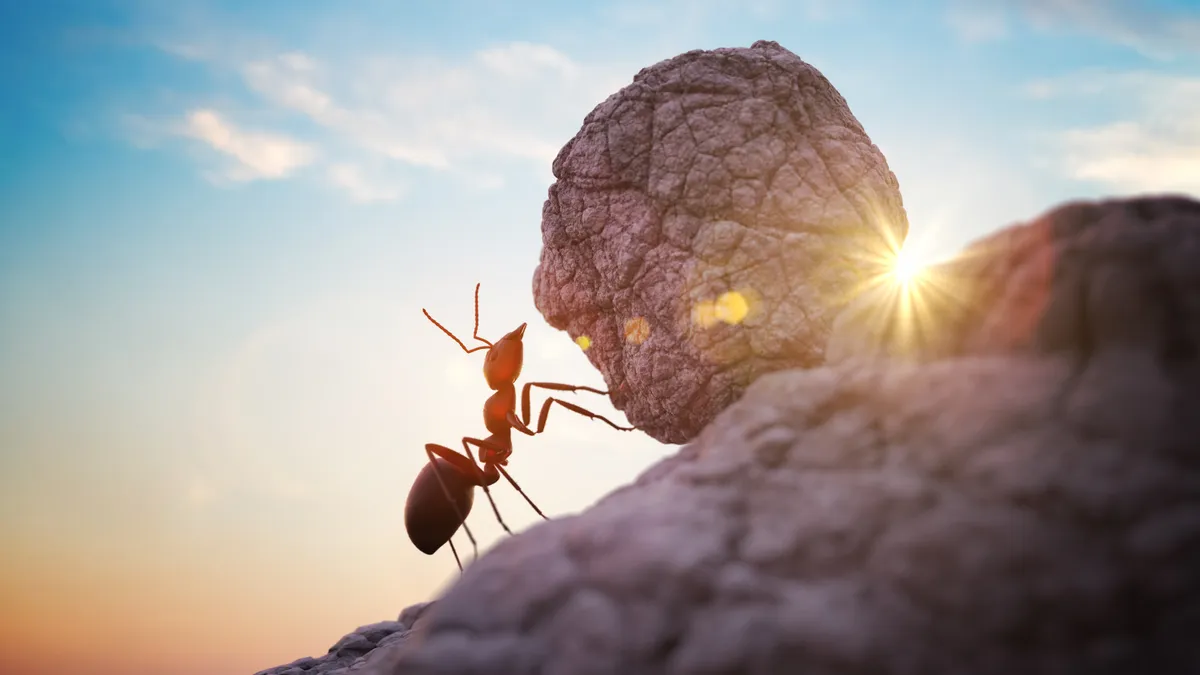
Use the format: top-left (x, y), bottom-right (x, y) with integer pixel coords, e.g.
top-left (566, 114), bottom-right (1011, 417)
top-left (484, 323), bottom-right (525, 389)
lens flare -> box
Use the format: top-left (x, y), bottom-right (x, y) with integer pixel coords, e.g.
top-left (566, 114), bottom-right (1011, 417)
top-left (692, 300), bottom-right (719, 329)
top-left (715, 291), bottom-right (749, 324)
top-left (624, 317), bottom-right (651, 344)
top-left (830, 226), bottom-right (973, 361)
top-left (692, 289), bottom-right (753, 329)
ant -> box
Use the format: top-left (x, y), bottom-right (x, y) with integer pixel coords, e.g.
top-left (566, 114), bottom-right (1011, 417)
top-left (403, 283), bottom-right (636, 571)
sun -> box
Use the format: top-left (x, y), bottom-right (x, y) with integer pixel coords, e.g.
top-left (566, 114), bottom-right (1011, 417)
top-left (892, 247), bottom-right (925, 285)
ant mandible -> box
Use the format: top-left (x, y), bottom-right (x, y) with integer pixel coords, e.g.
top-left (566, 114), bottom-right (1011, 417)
top-left (403, 283), bottom-right (636, 571)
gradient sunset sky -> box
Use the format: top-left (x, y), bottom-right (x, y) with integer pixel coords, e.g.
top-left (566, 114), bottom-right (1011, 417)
top-left (3, 1), bottom-right (1200, 674)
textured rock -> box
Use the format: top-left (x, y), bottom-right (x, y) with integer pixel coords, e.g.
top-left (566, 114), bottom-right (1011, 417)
top-left (378, 195), bottom-right (1200, 674)
top-left (253, 603), bottom-right (432, 675)
top-left (533, 39), bottom-right (909, 444)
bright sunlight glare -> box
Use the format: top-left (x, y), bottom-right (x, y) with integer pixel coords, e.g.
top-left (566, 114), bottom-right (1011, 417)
top-left (892, 248), bottom-right (925, 285)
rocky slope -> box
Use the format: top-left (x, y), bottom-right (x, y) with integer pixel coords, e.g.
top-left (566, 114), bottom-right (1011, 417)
top-left (253, 40), bottom-right (1200, 675)
top-left (382, 195), bottom-right (1200, 675)
top-left (257, 202), bottom-right (1200, 675)
top-left (252, 604), bottom-right (432, 675)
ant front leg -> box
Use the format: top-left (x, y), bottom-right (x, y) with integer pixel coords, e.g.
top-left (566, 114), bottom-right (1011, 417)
top-left (506, 411), bottom-right (535, 437)
top-left (534, 397), bottom-right (637, 433)
top-left (462, 437), bottom-right (549, 522)
top-left (520, 381), bottom-right (609, 428)
top-left (520, 382), bottom-right (637, 433)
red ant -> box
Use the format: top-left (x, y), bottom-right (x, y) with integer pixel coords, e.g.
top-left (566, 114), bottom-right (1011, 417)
top-left (403, 283), bottom-right (636, 571)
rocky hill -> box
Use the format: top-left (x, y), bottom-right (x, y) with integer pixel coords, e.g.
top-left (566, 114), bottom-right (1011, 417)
top-left (254, 41), bottom-right (1200, 675)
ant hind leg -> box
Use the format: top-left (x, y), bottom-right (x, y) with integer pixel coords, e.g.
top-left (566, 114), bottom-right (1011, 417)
top-left (481, 482), bottom-right (512, 535)
top-left (461, 438), bottom-right (515, 535)
top-left (496, 465), bottom-right (548, 521)
top-left (448, 537), bottom-right (464, 572)
top-left (425, 445), bottom-right (480, 561)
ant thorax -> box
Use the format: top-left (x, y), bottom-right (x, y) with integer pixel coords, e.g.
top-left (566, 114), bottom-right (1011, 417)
top-left (484, 385), bottom-right (517, 437)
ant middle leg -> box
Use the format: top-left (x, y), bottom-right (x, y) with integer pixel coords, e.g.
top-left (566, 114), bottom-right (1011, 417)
top-left (462, 436), bottom-right (548, 523)
top-left (494, 464), bottom-right (548, 520)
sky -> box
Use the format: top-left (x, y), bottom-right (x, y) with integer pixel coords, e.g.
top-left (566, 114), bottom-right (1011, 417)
top-left (2, 1), bottom-right (1199, 674)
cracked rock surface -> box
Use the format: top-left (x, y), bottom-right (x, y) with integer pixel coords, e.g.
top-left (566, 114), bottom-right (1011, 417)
top-left (380, 196), bottom-right (1200, 674)
top-left (253, 603), bottom-right (432, 675)
top-left (533, 39), bottom-right (908, 444)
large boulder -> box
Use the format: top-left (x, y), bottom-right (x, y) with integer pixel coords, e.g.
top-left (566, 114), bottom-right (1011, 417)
top-left (385, 195), bottom-right (1200, 674)
top-left (533, 40), bottom-right (909, 444)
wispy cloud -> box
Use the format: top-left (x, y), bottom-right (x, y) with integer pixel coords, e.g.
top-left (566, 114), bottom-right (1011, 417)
top-left (135, 38), bottom-right (633, 201)
top-left (476, 42), bottom-right (582, 80)
top-left (606, 0), bottom-right (778, 24)
top-left (946, 0), bottom-right (1200, 58)
top-left (238, 43), bottom-right (621, 169)
top-left (1060, 122), bottom-right (1200, 194)
top-left (121, 108), bottom-right (316, 184)
top-left (603, 0), bottom-right (847, 25)
top-left (326, 163), bottom-right (404, 203)
top-left (945, 4), bottom-right (1009, 42)
top-left (1027, 72), bottom-right (1200, 195)
top-left (180, 109), bottom-right (316, 182)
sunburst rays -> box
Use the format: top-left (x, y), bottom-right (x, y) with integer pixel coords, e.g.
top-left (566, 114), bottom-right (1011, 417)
top-left (838, 229), bottom-right (979, 358)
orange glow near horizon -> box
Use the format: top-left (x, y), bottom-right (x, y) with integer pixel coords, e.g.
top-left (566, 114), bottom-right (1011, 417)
top-left (0, 276), bottom-right (675, 675)
top-left (0, 526), bottom-right (427, 675)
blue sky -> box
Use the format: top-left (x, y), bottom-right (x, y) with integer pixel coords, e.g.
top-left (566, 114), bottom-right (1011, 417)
top-left (2, 1), bottom-right (1200, 673)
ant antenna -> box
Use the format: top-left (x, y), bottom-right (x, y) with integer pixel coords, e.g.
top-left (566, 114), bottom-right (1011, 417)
top-left (471, 283), bottom-right (492, 347)
top-left (423, 283), bottom-right (494, 354)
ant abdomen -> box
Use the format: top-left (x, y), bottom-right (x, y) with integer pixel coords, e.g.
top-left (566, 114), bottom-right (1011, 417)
top-left (405, 458), bottom-right (476, 555)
